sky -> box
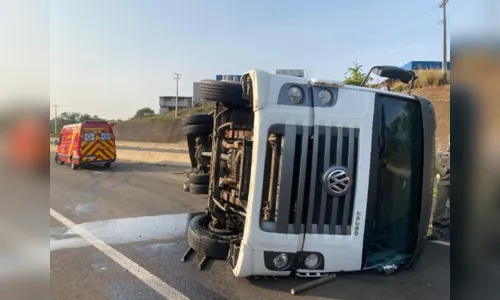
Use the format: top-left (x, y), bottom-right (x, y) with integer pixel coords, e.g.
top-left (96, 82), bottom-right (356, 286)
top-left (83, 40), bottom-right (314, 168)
top-left (44, 0), bottom-right (478, 119)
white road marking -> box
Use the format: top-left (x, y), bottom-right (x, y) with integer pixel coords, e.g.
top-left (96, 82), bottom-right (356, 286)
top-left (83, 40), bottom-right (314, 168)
top-left (50, 213), bottom-right (188, 251)
top-left (430, 240), bottom-right (450, 246)
top-left (50, 208), bottom-right (189, 300)
top-left (92, 171), bottom-right (105, 174)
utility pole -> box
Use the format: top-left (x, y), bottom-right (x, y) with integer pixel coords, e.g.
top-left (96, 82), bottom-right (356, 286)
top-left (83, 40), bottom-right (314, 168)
top-left (52, 104), bottom-right (59, 134)
top-left (439, 0), bottom-right (449, 81)
top-left (173, 72), bottom-right (181, 118)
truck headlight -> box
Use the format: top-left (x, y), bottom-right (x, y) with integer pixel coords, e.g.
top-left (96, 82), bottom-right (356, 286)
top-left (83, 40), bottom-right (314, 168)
top-left (318, 89), bottom-right (332, 104)
top-left (304, 253), bottom-right (320, 269)
top-left (288, 86), bottom-right (303, 103)
top-left (273, 253), bottom-right (289, 269)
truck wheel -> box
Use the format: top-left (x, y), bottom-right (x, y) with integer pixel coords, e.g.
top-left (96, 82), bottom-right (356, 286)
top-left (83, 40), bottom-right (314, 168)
top-left (188, 173), bottom-right (209, 184)
top-left (71, 158), bottom-right (78, 170)
top-left (183, 124), bottom-right (213, 136)
top-left (189, 183), bottom-right (209, 194)
top-left (199, 80), bottom-right (249, 107)
top-left (103, 162), bottom-right (111, 168)
top-left (54, 154), bottom-right (65, 165)
top-left (182, 114), bottom-right (213, 126)
top-left (187, 214), bottom-right (230, 259)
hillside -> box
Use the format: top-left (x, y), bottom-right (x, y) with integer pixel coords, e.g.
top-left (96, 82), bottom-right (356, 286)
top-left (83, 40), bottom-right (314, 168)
top-left (412, 85), bottom-right (450, 149)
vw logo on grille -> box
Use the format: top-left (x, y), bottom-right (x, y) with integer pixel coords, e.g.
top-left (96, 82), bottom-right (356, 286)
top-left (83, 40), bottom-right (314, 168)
top-left (322, 166), bottom-right (352, 196)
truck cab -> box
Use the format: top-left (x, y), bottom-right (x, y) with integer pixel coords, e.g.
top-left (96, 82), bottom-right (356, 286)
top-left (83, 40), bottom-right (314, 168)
top-left (181, 66), bottom-right (436, 277)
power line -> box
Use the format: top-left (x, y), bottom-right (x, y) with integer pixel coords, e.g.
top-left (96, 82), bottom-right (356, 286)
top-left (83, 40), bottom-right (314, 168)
top-left (52, 104), bottom-right (59, 134)
top-left (439, 0), bottom-right (449, 80)
top-left (173, 72), bottom-right (181, 118)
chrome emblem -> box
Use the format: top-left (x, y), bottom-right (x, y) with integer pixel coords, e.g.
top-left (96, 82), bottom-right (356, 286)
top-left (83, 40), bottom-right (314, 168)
top-left (322, 166), bottom-right (351, 196)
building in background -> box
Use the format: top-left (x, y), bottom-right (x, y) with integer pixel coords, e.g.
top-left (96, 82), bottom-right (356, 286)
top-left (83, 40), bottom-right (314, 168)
top-left (192, 82), bottom-right (201, 105)
top-left (401, 61), bottom-right (451, 71)
top-left (159, 96), bottom-right (196, 114)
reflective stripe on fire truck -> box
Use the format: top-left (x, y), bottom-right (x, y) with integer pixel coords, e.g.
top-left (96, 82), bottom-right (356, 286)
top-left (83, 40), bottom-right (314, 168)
top-left (80, 133), bottom-right (115, 162)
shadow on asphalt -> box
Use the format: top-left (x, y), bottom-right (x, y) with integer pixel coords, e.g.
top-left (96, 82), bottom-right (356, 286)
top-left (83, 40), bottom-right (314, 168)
top-left (52, 158), bottom-right (186, 174)
top-left (246, 242), bottom-right (450, 299)
top-left (84, 161), bottom-right (186, 174)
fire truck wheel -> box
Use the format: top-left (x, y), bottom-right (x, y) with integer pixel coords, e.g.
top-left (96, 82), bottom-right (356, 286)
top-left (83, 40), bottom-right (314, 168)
top-left (188, 173), bottom-right (209, 184)
top-left (54, 154), bottom-right (65, 165)
top-left (199, 79), bottom-right (249, 107)
top-left (183, 124), bottom-right (213, 136)
top-left (187, 214), bottom-right (230, 259)
top-left (189, 183), bottom-right (209, 194)
top-left (103, 162), bottom-right (111, 168)
top-left (182, 114), bottom-right (213, 126)
top-left (71, 158), bottom-right (78, 170)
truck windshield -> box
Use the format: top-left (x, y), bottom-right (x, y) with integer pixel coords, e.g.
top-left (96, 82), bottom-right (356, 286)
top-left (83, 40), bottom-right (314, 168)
top-left (365, 94), bottom-right (424, 268)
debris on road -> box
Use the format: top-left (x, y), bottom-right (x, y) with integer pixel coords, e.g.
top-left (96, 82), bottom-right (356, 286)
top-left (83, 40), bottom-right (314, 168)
top-left (290, 273), bottom-right (337, 295)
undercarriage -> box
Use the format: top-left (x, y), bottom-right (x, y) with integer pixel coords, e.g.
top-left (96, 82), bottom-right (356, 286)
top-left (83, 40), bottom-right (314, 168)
top-left (180, 77), bottom-right (255, 268)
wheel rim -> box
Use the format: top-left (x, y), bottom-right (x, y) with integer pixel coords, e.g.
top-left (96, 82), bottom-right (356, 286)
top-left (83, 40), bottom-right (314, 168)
top-left (206, 218), bottom-right (237, 236)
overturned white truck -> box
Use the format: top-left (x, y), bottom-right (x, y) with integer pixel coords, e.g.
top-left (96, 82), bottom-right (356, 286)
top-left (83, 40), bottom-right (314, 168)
top-left (181, 66), bottom-right (436, 278)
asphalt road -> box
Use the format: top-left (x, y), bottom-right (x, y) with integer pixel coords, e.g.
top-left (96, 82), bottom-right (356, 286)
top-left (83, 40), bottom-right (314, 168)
top-left (50, 157), bottom-right (450, 300)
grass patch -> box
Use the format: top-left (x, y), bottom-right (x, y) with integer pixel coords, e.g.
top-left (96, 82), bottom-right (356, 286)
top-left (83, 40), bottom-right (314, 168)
top-left (391, 81), bottom-right (407, 92)
top-left (372, 68), bottom-right (450, 91)
top-left (413, 68), bottom-right (449, 89)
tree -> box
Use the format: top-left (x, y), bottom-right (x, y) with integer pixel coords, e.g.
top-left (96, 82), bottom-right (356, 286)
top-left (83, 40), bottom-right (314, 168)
top-left (134, 107), bottom-right (155, 119)
top-left (343, 62), bottom-right (371, 86)
top-left (79, 114), bottom-right (92, 122)
top-left (49, 112), bottom-right (105, 134)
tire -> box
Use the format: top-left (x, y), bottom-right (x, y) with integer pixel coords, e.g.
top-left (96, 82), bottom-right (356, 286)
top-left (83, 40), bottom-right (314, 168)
top-left (71, 158), bottom-right (78, 170)
top-left (188, 173), bottom-right (209, 184)
top-left (199, 80), bottom-right (249, 107)
top-left (183, 124), bottom-right (213, 136)
top-left (54, 154), bottom-right (65, 165)
top-left (104, 162), bottom-right (111, 168)
top-left (189, 183), bottom-right (209, 194)
top-left (182, 114), bottom-right (213, 126)
top-left (187, 214), bottom-right (230, 259)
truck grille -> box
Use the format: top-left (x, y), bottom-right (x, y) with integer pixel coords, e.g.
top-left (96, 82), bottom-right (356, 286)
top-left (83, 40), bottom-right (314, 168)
top-left (260, 124), bottom-right (360, 235)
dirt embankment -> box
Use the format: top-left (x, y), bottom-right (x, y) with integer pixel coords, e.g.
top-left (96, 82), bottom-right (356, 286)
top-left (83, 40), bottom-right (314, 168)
top-left (113, 118), bottom-right (185, 144)
top-left (412, 85), bottom-right (450, 150)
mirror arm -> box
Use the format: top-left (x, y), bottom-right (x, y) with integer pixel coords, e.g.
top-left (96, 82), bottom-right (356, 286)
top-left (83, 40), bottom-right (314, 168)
top-left (360, 66), bottom-right (377, 87)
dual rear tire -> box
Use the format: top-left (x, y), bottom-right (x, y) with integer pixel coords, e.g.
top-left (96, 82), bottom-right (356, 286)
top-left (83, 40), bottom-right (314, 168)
top-left (184, 172), bottom-right (209, 195)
